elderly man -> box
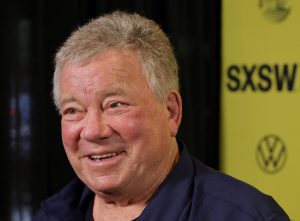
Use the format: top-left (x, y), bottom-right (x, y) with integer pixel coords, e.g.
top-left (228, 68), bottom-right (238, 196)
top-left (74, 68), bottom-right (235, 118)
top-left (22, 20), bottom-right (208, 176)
top-left (33, 11), bottom-right (289, 221)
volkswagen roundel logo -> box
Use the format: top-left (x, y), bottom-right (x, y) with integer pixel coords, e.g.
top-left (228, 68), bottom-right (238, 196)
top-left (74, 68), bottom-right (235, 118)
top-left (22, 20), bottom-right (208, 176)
top-left (259, 0), bottom-right (291, 23)
top-left (256, 134), bottom-right (287, 174)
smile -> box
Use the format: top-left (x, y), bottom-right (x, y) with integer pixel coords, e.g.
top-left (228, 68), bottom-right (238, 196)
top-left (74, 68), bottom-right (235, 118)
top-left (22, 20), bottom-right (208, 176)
top-left (89, 152), bottom-right (121, 161)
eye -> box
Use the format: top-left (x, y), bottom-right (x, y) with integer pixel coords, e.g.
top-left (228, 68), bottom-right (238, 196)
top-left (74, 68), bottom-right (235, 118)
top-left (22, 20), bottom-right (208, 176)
top-left (103, 100), bottom-right (129, 114)
top-left (61, 107), bottom-right (84, 121)
top-left (64, 107), bottom-right (77, 115)
top-left (110, 102), bottom-right (123, 109)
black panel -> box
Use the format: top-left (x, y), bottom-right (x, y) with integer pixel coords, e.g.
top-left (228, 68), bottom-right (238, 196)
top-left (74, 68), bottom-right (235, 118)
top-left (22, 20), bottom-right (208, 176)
top-left (0, 0), bottom-right (220, 219)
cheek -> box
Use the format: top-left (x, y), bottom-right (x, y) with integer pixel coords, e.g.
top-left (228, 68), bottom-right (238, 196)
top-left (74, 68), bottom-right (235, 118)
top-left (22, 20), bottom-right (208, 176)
top-left (111, 116), bottom-right (142, 140)
top-left (61, 121), bottom-right (81, 149)
top-left (113, 109), bottom-right (167, 145)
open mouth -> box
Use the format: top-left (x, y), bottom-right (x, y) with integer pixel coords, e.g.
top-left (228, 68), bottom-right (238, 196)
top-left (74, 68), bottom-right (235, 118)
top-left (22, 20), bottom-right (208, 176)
top-left (89, 152), bottom-right (123, 161)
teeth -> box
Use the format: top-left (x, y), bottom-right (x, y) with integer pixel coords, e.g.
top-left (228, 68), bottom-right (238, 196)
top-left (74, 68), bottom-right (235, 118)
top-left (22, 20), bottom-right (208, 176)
top-left (90, 152), bottom-right (118, 161)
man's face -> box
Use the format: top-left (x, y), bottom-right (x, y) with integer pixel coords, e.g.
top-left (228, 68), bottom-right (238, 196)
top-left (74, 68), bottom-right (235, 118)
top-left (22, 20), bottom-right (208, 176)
top-left (59, 49), bottom-right (180, 196)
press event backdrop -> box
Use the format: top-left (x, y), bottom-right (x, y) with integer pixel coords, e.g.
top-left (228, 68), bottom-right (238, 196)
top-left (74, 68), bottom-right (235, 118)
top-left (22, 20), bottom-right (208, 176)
top-left (221, 0), bottom-right (299, 220)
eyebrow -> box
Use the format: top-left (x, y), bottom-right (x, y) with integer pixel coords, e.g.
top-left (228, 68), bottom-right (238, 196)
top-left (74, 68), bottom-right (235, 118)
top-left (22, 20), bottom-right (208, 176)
top-left (59, 87), bottom-right (128, 107)
top-left (100, 87), bottom-right (128, 98)
top-left (60, 97), bottom-right (80, 108)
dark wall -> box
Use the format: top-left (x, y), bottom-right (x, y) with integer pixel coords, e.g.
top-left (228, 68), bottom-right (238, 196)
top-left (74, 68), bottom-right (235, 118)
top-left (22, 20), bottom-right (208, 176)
top-left (0, 0), bottom-right (220, 220)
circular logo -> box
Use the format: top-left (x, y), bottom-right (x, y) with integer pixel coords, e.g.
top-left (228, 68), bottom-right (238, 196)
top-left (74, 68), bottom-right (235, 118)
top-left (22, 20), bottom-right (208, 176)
top-left (256, 134), bottom-right (287, 174)
top-left (259, 0), bottom-right (291, 23)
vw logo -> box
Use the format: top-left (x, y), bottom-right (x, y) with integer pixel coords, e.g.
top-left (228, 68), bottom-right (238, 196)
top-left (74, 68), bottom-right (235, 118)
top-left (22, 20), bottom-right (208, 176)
top-left (256, 134), bottom-right (287, 174)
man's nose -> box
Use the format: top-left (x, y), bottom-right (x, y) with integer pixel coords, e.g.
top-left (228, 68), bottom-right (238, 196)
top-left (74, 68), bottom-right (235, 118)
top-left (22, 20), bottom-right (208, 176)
top-left (80, 111), bottom-right (112, 141)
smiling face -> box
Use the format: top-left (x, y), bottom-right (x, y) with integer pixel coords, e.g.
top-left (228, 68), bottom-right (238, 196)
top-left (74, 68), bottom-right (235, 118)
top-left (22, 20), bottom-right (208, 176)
top-left (59, 49), bottom-right (181, 200)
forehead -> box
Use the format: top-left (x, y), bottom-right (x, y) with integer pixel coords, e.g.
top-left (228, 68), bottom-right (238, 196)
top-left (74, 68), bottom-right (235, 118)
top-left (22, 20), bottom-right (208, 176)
top-left (59, 49), bottom-right (153, 103)
top-left (62, 49), bottom-right (147, 82)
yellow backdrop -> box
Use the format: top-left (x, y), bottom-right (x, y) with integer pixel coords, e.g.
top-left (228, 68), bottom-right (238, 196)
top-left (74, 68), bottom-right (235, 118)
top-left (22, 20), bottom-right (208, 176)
top-left (221, 0), bottom-right (299, 220)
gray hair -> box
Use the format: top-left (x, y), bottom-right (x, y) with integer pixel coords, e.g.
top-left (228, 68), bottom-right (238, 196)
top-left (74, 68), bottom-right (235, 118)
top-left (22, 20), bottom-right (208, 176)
top-left (53, 11), bottom-right (179, 109)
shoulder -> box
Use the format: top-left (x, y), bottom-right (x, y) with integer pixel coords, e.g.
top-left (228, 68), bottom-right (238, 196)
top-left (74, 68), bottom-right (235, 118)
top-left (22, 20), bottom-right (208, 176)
top-left (41, 178), bottom-right (87, 209)
top-left (32, 178), bottom-right (94, 221)
top-left (32, 209), bottom-right (47, 221)
top-left (190, 157), bottom-right (289, 221)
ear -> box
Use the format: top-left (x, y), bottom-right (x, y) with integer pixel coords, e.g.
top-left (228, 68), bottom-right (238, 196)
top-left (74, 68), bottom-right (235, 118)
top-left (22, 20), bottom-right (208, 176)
top-left (166, 91), bottom-right (182, 137)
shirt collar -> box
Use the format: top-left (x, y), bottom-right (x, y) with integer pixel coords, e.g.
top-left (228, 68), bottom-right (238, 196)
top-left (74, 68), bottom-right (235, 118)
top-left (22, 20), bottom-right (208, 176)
top-left (136, 141), bottom-right (195, 220)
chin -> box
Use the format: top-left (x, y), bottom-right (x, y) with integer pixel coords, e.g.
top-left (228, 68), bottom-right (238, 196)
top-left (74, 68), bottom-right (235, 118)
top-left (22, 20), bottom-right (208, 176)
top-left (85, 175), bottom-right (122, 194)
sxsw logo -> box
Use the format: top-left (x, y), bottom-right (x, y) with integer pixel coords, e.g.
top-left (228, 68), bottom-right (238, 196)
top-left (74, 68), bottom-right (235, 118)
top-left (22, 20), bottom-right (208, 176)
top-left (226, 63), bottom-right (298, 92)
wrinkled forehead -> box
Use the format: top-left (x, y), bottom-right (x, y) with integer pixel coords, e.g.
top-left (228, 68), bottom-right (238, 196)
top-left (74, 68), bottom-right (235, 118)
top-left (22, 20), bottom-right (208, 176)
top-left (61, 48), bottom-right (145, 80)
top-left (60, 48), bottom-right (152, 94)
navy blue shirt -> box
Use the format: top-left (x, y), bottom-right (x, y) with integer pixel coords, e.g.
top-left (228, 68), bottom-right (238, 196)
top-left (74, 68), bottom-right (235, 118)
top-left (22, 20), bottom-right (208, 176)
top-left (33, 144), bottom-right (289, 221)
